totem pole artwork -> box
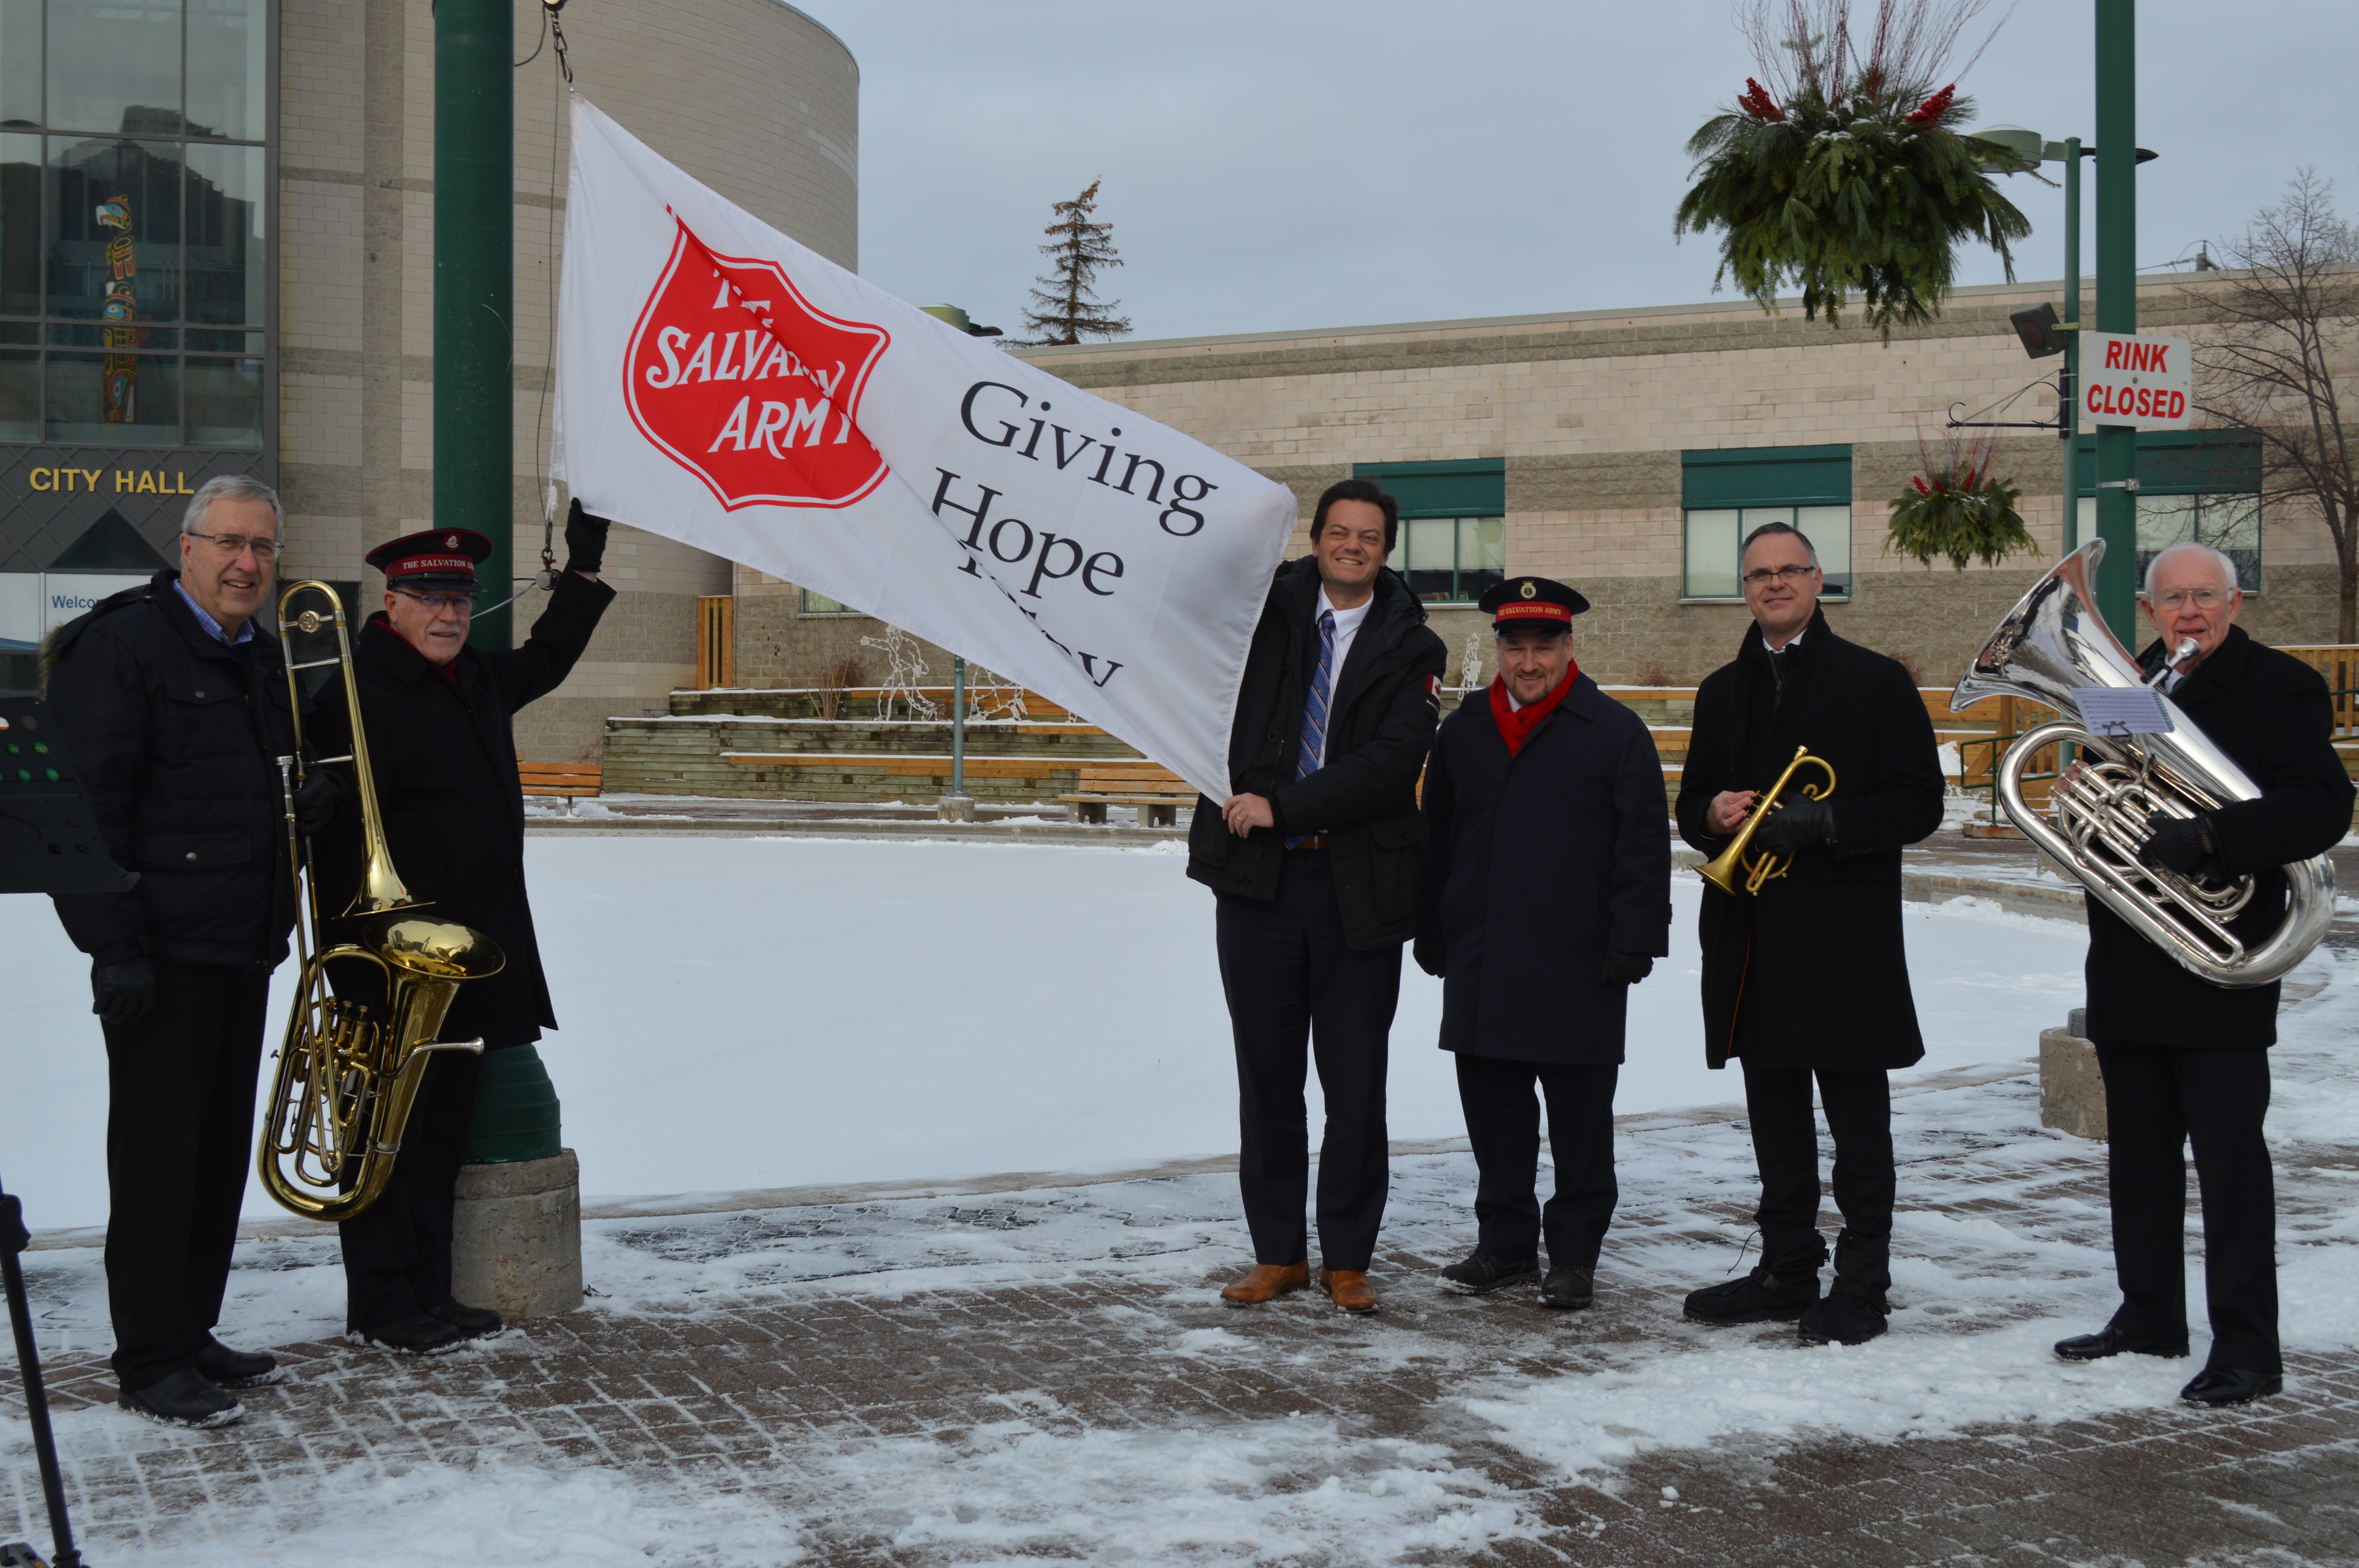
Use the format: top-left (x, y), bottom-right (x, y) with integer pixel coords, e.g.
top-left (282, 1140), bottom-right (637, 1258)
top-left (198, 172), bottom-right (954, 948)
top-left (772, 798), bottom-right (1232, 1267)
top-left (96, 194), bottom-right (138, 424)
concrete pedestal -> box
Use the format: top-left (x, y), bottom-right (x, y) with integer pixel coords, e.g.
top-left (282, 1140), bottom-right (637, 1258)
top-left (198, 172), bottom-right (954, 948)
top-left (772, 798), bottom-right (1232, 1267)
top-left (938, 793), bottom-right (977, 822)
top-left (2039, 1029), bottom-right (2109, 1141)
top-left (451, 1148), bottom-right (583, 1319)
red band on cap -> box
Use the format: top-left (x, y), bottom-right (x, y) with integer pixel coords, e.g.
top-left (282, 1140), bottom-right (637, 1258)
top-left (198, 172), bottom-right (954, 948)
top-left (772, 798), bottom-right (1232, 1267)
top-left (385, 555), bottom-right (476, 580)
top-left (1494, 601), bottom-right (1571, 622)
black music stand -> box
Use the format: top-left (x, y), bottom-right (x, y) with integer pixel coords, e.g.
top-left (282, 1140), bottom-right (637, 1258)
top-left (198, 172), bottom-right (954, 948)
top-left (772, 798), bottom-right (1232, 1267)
top-left (0, 694), bottom-right (125, 1568)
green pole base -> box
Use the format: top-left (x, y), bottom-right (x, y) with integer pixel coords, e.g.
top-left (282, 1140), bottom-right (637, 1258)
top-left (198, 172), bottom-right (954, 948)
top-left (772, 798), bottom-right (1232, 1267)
top-left (469, 1043), bottom-right (563, 1163)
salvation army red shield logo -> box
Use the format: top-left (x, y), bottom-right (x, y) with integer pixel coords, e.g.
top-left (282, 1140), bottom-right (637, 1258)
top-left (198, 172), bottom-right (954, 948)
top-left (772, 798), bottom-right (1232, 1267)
top-left (623, 221), bottom-right (891, 510)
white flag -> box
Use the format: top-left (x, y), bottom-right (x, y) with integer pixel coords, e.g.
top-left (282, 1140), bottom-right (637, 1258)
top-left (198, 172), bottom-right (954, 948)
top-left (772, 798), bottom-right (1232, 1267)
top-left (554, 98), bottom-right (1295, 799)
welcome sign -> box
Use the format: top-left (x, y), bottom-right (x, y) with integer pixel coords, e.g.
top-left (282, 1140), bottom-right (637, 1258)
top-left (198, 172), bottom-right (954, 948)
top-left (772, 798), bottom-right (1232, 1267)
top-left (554, 99), bottom-right (1296, 798)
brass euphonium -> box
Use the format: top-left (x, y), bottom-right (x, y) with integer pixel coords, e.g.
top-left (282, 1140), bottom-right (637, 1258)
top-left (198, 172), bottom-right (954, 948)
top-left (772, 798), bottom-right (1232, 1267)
top-left (257, 581), bottom-right (505, 1221)
top-left (1698, 744), bottom-right (1839, 897)
top-left (1950, 539), bottom-right (2333, 987)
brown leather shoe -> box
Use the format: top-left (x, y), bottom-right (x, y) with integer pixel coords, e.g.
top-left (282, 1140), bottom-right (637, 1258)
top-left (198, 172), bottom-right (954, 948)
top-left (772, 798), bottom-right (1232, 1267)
top-left (1220, 1261), bottom-right (1310, 1306)
top-left (1320, 1268), bottom-right (1380, 1315)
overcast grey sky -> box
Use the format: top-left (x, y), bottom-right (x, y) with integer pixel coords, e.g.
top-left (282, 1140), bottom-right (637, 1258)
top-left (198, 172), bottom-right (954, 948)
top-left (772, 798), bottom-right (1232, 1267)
top-left (814, 0), bottom-right (2358, 344)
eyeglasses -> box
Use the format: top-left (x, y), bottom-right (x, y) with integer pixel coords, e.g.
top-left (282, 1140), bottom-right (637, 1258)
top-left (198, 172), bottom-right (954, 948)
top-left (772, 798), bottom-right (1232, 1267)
top-left (2148, 588), bottom-right (2229, 612)
top-left (1741, 564), bottom-right (1817, 587)
top-left (394, 590), bottom-right (475, 617)
top-left (189, 531), bottom-right (281, 561)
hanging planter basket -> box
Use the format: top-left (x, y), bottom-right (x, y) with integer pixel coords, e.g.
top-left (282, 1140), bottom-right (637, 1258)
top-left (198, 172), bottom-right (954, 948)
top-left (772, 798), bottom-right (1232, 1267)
top-left (1886, 459), bottom-right (2034, 571)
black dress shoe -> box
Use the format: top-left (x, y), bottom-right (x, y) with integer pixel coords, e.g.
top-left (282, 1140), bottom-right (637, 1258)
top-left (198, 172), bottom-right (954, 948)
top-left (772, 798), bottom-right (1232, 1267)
top-left (1438, 1252), bottom-right (1540, 1295)
top-left (352, 1314), bottom-right (468, 1355)
top-left (1797, 1287), bottom-right (1888, 1346)
top-left (120, 1368), bottom-right (242, 1429)
top-left (2053, 1323), bottom-right (2190, 1362)
top-left (1538, 1266), bottom-right (1594, 1310)
top-left (428, 1299), bottom-right (505, 1339)
top-left (1683, 1265), bottom-right (1820, 1325)
top-left (195, 1337), bottom-right (282, 1388)
top-left (2180, 1366), bottom-right (2282, 1406)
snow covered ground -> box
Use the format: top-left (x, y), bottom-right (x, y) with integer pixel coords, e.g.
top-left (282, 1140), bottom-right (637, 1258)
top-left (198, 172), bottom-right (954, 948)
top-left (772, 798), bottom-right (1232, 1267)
top-left (1, 836), bottom-right (2088, 1232)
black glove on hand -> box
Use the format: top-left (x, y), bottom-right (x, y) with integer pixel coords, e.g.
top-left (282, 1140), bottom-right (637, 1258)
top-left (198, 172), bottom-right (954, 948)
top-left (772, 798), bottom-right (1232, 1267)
top-left (91, 956), bottom-right (157, 1028)
top-left (1599, 950), bottom-right (1654, 986)
top-left (2137, 810), bottom-right (2220, 877)
top-left (1412, 934), bottom-right (1447, 979)
top-left (2, 1192), bottom-right (27, 1256)
top-left (1753, 796), bottom-right (1836, 858)
top-left (294, 765), bottom-right (348, 837)
top-left (563, 497), bottom-right (612, 577)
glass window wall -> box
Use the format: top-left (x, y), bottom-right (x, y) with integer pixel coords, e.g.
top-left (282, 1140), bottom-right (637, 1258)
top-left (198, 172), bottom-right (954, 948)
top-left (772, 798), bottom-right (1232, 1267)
top-left (0, 0), bottom-right (267, 449)
top-left (1683, 505), bottom-right (1853, 599)
top-left (1401, 516), bottom-right (1504, 603)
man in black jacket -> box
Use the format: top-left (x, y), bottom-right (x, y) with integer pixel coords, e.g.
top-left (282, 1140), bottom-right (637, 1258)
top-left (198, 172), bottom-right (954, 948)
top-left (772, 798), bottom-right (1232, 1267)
top-left (1673, 520), bottom-right (1944, 1347)
top-left (1187, 478), bottom-right (1447, 1315)
top-left (46, 475), bottom-right (337, 1428)
top-left (2052, 542), bottom-right (2353, 1407)
top-left (1416, 577), bottom-right (1670, 1311)
top-left (308, 504), bottom-right (615, 1352)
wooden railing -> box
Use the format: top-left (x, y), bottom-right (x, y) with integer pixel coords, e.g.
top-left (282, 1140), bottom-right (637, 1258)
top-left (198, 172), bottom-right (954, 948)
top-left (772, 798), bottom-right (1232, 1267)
top-left (696, 596), bottom-right (734, 690)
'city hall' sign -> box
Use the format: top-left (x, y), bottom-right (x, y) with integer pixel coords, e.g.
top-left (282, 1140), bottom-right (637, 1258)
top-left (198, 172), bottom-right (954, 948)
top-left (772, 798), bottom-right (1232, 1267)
top-left (556, 99), bottom-right (1294, 799)
top-left (26, 465), bottom-right (205, 494)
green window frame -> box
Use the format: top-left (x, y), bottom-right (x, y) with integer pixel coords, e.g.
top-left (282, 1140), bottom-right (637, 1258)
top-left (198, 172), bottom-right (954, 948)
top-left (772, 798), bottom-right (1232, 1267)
top-left (1352, 459), bottom-right (1504, 604)
top-left (1681, 446), bottom-right (1853, 601)
top-left (2074, 430), bottom-right (2263, 593)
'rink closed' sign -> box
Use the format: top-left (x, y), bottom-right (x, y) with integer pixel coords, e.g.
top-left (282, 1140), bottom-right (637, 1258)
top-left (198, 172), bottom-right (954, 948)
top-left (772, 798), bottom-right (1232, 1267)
top-left (2082, 332), bottom-right (2192, 428)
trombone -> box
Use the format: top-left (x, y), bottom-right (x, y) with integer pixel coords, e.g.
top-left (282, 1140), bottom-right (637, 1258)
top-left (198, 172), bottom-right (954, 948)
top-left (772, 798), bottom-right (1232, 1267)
top-left (1697, 745), bottom-right (1838, 897)
top-left (256, 581), bottom-right (505, 1221)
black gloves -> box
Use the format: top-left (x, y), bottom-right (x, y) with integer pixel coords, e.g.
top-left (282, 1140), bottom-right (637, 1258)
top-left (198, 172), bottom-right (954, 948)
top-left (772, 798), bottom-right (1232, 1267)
top-left (2, 1192), bottom-right (26, 1256)
top-left (563, 497), bottom-right (612, 577)
top-left (294, 765), bottom-right (348, 837)
top-left (1412, 934), bottom-right (1447, 979)
top-left (1753, 796), bottom-right (1836, 858)
top-left (92, 956), bottom-right (157, 1028)
top-left (1600, 950), bottom-right (1654, 986)
top-left (2138, 810), bottom-right (2222, 878)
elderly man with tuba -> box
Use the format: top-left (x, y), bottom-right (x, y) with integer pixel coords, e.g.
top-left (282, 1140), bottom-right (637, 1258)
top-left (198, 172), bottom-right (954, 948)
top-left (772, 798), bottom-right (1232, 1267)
top-left (304, 505), bottom-right (615, 1354)
top-left (1673, 519), bottom-right (1945, 1348)
top-left (2045, 541), bottom-right (2354, 1407)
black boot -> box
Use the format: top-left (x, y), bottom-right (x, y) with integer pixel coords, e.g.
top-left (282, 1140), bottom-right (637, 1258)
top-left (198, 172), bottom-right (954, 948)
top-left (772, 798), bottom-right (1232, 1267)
top-left (428, 1298), bottom-right (505, 1339)
top-left (1683, 1264), bottom-right (1821, 1324)
top-left (195, 1336), bottom-right (282, 1389)
top-left (1797, 1285), bottom-right (1888, 1346)
top-left (120, 1368), bottom-right (242, 1429)
top-left (352, 1314), bottom-right (467, 1355)
top-left (1438, 1252), bottom-right (1540, 1296)
top-left (1538, 1265), bottom-right (1594, 1310)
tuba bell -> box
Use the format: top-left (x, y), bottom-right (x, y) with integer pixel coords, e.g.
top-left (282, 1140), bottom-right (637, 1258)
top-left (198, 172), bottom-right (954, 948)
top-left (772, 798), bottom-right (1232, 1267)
top-left (1950, 539), bottom-right (2332, 988)
top-left (256, 581), bottom-right (505, 1221)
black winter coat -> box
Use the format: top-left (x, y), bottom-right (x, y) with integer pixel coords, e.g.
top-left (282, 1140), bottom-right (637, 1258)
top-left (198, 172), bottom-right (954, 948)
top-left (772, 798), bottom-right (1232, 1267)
top-left (1418, 675), bottom-right (1673, 1065)
top-left (1675, 610), bottom-right (1946, 1071)
top-left (2085, 626), bottom-right (2354, 1048)
top-left (1186, 558), bottom-right (1448, 949)
top-left (310, 572), bottom-right (615, 1046)
top-left (45, 570), bottom-right (300, 971)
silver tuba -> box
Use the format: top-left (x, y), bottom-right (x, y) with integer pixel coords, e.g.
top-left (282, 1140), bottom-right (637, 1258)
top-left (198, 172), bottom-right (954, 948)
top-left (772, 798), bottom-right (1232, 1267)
top-left (1951, 539), bottom-right (2333, 988)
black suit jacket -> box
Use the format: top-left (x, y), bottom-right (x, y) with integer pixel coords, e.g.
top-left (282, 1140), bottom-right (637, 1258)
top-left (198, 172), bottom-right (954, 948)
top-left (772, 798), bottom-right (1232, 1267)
top-left (2085, 625), bottom-right (2354, 1047)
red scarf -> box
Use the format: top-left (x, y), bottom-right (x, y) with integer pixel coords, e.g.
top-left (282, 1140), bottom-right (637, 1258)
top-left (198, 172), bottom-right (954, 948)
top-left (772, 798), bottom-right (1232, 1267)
top-left (1488, 662), bottom-right (1579, 757)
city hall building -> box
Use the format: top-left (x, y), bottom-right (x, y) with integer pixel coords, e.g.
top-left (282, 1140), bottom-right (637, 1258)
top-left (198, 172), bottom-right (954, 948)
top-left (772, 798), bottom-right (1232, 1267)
top-left (0, 0), bottom-right (855, 758)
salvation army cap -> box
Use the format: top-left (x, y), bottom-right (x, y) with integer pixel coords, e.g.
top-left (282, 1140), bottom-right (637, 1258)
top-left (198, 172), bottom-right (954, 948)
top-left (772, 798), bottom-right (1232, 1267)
top-left (1479, 575), bottom-right (1590, 633)
top-left (365, 528), bottom-right (494, 592)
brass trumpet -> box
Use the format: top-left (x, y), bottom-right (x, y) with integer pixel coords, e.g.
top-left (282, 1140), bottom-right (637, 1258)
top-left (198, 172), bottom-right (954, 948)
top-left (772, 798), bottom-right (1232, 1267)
top-left (1697, 745), bottom-right (1838, 897)
top-left (256, 581), bottom-right (505, 1221)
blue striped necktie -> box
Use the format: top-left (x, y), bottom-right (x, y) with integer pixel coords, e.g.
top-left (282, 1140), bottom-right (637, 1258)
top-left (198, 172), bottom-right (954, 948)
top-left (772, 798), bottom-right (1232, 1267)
top-left (1286, 609), bottom-right (1336, 848)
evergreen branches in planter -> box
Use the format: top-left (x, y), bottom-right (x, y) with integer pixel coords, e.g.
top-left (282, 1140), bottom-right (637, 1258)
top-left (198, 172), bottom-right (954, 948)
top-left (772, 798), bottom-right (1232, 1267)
top-left (1886, 425), bottom-right (2036, 570)
top-left (1674, 0), bottom-right (2040, 340)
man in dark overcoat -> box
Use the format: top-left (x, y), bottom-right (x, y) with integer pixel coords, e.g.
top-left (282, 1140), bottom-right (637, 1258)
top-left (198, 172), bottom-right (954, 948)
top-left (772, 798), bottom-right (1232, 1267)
top-left (309, 503), bottom-right (614, 1352)
top-left (1674, 520), bottom-right (1944, 1346)
top-left (1187, 477), bottom-right (1448, 1316)
top-left (1414, 576), bottom-right (1671, 1310)
top-left (2052, 541), bottom-right (2353, 1407)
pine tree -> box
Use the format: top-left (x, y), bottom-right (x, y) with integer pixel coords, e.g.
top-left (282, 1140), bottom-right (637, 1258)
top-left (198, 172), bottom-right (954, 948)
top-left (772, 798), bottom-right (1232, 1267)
top-left (1019, 180), bottom-right (1131, 346)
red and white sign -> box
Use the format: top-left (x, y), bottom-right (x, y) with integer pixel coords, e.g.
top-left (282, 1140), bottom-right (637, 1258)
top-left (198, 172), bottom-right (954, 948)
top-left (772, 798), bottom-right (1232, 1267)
top-left (2082, 332), bottom-right (2192, 429)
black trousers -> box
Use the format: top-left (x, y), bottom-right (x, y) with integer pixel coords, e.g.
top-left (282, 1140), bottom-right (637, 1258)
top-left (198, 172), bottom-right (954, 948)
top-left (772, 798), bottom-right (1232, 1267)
top-left (1739, 1059), bottom-right (1894, 1296)
top-left (337, 1043), bottom-right (492, 1332)
top-left (2095, 1040), bottom-right (2279, 1374)
top-left (1214, 849), bottom-right (1399, 1272)
top-left (1455, 1054), bottom-right (1619, 1270)
top-left (103, 962), bottom-right (271, 1392)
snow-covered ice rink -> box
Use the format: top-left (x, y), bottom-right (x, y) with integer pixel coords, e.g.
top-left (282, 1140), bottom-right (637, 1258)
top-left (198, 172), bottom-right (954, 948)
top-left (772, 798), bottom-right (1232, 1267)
top-left (3, 835), bottom-right (2090, 1230)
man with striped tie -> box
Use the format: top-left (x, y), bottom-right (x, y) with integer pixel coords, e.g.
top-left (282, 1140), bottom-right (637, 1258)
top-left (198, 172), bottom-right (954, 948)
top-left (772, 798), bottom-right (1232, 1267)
top-left (1186, 479), bottom-right (1449, 1315)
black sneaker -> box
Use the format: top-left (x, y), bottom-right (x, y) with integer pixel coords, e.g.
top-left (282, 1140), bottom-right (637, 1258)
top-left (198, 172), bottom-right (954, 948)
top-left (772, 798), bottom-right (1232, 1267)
top-left (120, 1368), bottom-right (242, 1429)
top-left (1683, 1265), bottom-right (1821, 1325)
top-left (1438, 1252), bottom-right (1541, 1295)
top-left (1797, 1287), bottom-right (1889, 1346)
top-left (1538, 1266), bottom-right (1595, 1310)
top-left (195, 1337), bottom-right (282, 1389)
top-left (351, 1314), bottom-right (468, 1355)
top-left (428, 1299), bottom-right (505, 1340)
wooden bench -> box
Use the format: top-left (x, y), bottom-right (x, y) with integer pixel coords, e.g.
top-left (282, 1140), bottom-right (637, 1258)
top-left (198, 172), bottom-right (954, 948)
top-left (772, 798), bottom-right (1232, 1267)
top-left (517, 757), bottom-right (602, 800)
top-left (1059, 762), bottom-right (1196, 826)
